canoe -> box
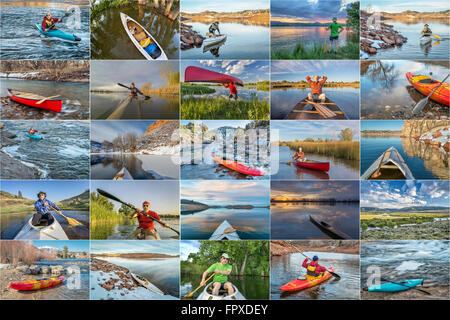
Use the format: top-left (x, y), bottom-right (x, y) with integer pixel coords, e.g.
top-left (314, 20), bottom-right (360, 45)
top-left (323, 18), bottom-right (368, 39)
top-left (280, 267), bottom-right (335, 292)
top-left (7, 88), bottom-right (62, 112)
top-left (419, 36), bottom-right (432, 45)
top-left (185, 66), bottom-right (244, 86)
top-left (120, 13), bottom-right (167, 60)
top-left (294, 160), bottom-right (330, 172)
top-left (113, 167), bottom-right (133, 180)
top-left (406, 72), bottom-right (449, 106)
top-left (197, 283), bottom-right (246, 300)
top-left (209, 220), bottom-right (240, 240)
top-left (367, 279), bottom-right (424, 292)
top-left (361, 146), bottom-right (414, 180)
top-left (9, 276), bottom-right (65, 291)
top-left (25, 132), bottom-right (42, 140)
top-left (204, 34), bottom-right (227, 47)
top-left (212, 154), bottom-right (264, 176)
top-left (130, 273), bottom-right (164, 295)
top-left (35, 23), bottom-right (81, 43)
top-left (309, 215), bottom-right (351, 240)
top-left (14, 214), bottom-right (69, 240)
top-left (286, 98), bottom-right (347, 120)
top-left (295, 165), bottom-right (330, 180)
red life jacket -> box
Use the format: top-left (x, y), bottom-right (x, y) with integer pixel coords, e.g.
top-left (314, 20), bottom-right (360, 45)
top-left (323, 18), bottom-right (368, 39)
top-left (306, 76), bottom-right (327, 94)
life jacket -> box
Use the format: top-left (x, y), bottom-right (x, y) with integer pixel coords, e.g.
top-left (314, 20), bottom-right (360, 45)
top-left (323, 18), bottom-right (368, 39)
top-left (306, 264), bottom-right (322, 277)
top-left (422, 27), bottom-right (432, 36)
top-left (306, 76), bottom-right (327, 94)
top-left (140, 37), bottom-right (161, 59)
top-left (209, 23), bottom-right (219, 33)
top-left (43, 17), bottom-right (58, 30)
top-left (295, 151), bottom-right (304, 160)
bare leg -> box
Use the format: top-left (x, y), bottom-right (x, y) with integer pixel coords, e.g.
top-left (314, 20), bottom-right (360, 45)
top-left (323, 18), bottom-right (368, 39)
top-left (319, 93), bottom-right (326, 102)
top-left (307, 92), bottom-right (313, 100)
top-left (224, 282), bottom-right (234, 295)
top-left (212, 282), bottom-right (221, 295)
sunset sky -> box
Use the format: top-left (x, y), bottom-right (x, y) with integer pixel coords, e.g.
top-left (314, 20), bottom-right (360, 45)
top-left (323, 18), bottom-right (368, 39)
top-left (271, 181), bottom-right (359, 201)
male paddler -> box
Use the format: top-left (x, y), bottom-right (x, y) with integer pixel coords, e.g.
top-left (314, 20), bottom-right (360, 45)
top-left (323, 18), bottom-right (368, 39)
top-left (421, 24), bottom-right (433, 38)
top-left (328, 17), bottom-right (343, 53)
top-left (302, 255), bottom-right (327, 279)
top-left (41, 12), bottom-right (62, 32)
top-left (223, 82), bottom-right (238, 104)
top-left (132, 201), bottom-right (170, 240)
top-left (209, 21), bottom-right (221, 36)
top-left (33, 191), bottom-right (62, 226)
top-left (306, 75), bottom-right (327, 103)
top-left (293, 147), bottom-right (306, 162)
top-left (200, 253), bottom-right (234, 296)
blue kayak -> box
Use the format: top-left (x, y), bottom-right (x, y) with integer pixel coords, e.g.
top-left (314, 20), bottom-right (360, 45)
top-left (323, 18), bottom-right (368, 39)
top-left (368, 279), bottom-right (424, 292)
top-left (34, 23), bottom-right (81, 43)
top-left (26, 132), bottom-right (42, 140)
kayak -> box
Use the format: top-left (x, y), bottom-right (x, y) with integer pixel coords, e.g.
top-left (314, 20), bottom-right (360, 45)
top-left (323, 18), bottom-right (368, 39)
top-left (361, 146), bottom-right (414, 180)
top-left (185, 66), bottom-right (244, 86)
top-left (280, 267), bottom-right (335, 292)
top-left (212, 154), bottom-right (265, 176)
top-left (14, 214), bottom-right (69, 240)
top-left (34, 23), bottom-right (80, 43)
top-left (419, 36), bottom-right (432, 45)
top-left (204, 34), bottom-right (227, 47)
top-left (294, 160), bottom-right (330, 172)
top-left (367, 279), bottom-right (424, 292)
top-left (25, 132), bottom-right (42, 140)
top-left (209, 220), bottom-right (240, 240)
top-left (197, 283), bottom-right (246, 300)
top-left (113, 167), bottom-right (133, 180)
top-left (406, 72), bottom-right (449, 106)
top-left (120, 12), bottom-right (167, 60)
top-left (286, 98), bottom-right (347, 120)
top-left (9, 276), bottom-right (65, 291)
top-left (130, 273), bottom-right (164, 295)
top-left (309, 215), bottom-right (351, 239)
top-left (7, 88), bottom-right (62, 112)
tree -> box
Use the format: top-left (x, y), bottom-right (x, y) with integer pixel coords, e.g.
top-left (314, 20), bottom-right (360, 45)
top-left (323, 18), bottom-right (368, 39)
top-left (346, 1), bottom-right (360, 30)
top-left (339, 128), bottom-right (354, 141)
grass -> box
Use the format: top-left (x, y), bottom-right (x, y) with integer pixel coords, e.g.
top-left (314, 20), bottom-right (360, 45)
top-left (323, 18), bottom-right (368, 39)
top-left (181, 84), bottom-right (216, 95)
top-left (360, 212), bottom-right (449, 230)
top-left (90, 197), bottom-right (129, 224)
top-left (281, 141), bottom-right (359, 161)
top-left (272, 42), bottom-right (360, 60)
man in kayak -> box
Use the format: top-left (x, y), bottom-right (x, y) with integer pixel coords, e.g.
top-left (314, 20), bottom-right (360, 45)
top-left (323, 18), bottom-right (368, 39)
top-left (129, 83), bottom-right (142, 99)
top-left (33, 191), bottom-right (62, 226)
top-left (421, 24), bottom-right (433, 38)
top-left (306, 75), bottom-right (327, 104)
top-left (223, 82), bottom-right (238, 104)
top-left (200, 253), bottom-right (234, 296)
top-left (327, 17), bottom-right (343, 53)
top-left (208, 21), bottom-right (221, 36)
top-left (27, 128), bottom-right (39, 136)
top-left (42, 12), bottom-right (62, 32)
top-left (302, 255), bottom-right (327, 280)
top-left (293, 147), bottom-right (305, 162)
top-left (132, 201), bottom-right (170, 240)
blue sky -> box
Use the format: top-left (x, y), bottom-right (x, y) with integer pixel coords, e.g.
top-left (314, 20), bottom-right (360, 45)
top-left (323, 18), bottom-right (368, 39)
top-left (361, 181), bottom-right (449, 209)
top-left (1, 181), bottom-right (88, 201)
top-left (91, 181), bottom-right (179, 214)
top-left (361, 120), bottom-right (403, 131)
top-left (180, 120), bottom-right (267, 131)
top-left (181, 60), bottom-right (269, 83)
top-left (271, 120), bottom-right (360, 141)
top-left (181, 180), bottom-right (270, 206)
top-left (91, 240), bottom-right (179, 255)
top-left (180, 240), bottom-right (200, 261)
top-left (271, 60), bottom-right (359, 82)
top-left (91, 120), bottom-right (158, 142)
top-left (362, 0), bottom-right (448, 12)
top-left (182, 0), bottom-right (269, 13)
top-left (271, 181), bottom-right (359, 200)
top-left (34, 240), bottom-right (90, 252)
top-left (91, 61), bottom-right (178, 91)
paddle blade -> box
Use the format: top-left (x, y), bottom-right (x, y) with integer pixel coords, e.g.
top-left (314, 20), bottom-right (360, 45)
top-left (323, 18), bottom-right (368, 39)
top-left (97, 188), bottom-right (123, 203)
top-left (66, 217), bottom-right (83, 227)
top-left (412, 98), bottom-right (428, 114)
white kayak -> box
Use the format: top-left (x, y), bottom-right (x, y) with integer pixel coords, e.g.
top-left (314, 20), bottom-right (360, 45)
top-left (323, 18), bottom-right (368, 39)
top-left (131, 272), bottom-right (164, 295)
top-left (120, 12), bottom-right (167, 60)
top-left (209, 220), bottom-right (240, 240)
top-left (204, 34), bottom-right (227, 47)
top-left (113, 167), bottom-right (133, 180)
top-left (420, 36), bottom-right (432, 45)
top-left (14, 214), bottom-right (68, 240)
top-left (197, 283), bottom-right (246, 300)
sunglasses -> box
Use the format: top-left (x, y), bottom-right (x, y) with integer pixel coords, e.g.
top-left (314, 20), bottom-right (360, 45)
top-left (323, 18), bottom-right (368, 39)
top-left (143, 205), bottom-right (149, 207)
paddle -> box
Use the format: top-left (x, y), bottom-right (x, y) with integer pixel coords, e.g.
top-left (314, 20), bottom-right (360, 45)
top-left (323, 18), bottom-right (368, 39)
top-left (412, 73), bottom-right (449, 114)
top-left (423, 33), bottom-right (440, 40)
top-left (183, 273), bottom-right (215, 298)
top-left (363, 278), bottom-right (431, 295)
top-left (36, 95), bottom-right (60, 104)
top-left (50, 206), bottom-right (84, 228)
top-left (286, 242), bottom-right (341, 279)
top-left (96, 188), bottom-right (180, 235)
top-left (44, 9), bottom-right (76, 32)
top-left (117, 83), bottom-right (150, 100)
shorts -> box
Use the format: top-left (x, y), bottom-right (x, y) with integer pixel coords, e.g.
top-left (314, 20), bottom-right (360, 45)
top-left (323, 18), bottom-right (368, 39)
top-left (330, 36), bottom-right (339, 41)
top-left (228, 93), bottom-right (237, 100)
top-left (214, 282), bottom-right (227, 289)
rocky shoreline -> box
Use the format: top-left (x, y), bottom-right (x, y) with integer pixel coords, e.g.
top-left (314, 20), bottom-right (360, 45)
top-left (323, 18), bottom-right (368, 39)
top-left (361, 220), bottom-right (449, 240)
top-left (180, 22), bottom-right (204, 50)
top-left (270, 240), bottom-right (360, 257)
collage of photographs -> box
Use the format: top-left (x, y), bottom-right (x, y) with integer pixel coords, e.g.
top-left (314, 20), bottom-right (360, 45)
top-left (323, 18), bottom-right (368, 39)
top-left (0, 0), bottom-right (449, 303)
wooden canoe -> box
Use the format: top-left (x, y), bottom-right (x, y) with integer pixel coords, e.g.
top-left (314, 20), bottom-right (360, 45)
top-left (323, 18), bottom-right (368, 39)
top-left (361, 146), bottom-right (414, 180)
top-left (7, 88), bottom-right (62, 112)
top-left (286, 97), bottom-right (347, 120)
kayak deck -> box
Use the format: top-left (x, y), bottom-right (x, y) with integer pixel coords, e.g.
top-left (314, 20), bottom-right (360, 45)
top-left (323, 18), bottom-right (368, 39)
top-left (286, 98), bottom-right (347, 120)
top-left (212, 154), bottom-right (265, 176)
top-left (113, 167), bottom-right (133, 180)
top-left (197, 283), bottom-right (246, 300)
top-left (209, 220), bottom-right (240, 240)
top-left (14, 214), bottom-right (68, 240)
top-left (9, 276), bottom-right (65, 291)
top-left (309, 215), bottom-right (351, 239)
top-left (361, 146), bottom-right (414, 180)
top-left (368, 279), bottom-right (424, 292)
top-left (280, 267), bottom-right (335, 292)
top-left (131, 272), bottom-right (164, 295)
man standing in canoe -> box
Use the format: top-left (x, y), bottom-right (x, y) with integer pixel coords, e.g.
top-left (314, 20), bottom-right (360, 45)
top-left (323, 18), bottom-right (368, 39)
top-left (132, 201), bottom-right (170, 240)
top-left (41, 12), bottom-right (62, 32)
top-left (33, 191), bottom-right (62, 226)
top-left (302, 255), bottom-right (327, 279)
top-left (200, 253), bottom-right (235, 296)
top-left (328, 17), bottom-right (343, 53)
top-left (306, 75), bottom-right (327, 103)
top-left (208, 21), bottom-right (221, 36)
top-left (223, 82), bottom-right (238, 104)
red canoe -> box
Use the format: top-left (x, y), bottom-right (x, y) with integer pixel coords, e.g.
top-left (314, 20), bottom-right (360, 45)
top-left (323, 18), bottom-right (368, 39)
top-left (185, 66), bottom-right (244, 86)
top-left (212, 154), bottom-right (264, 176)
top-left (9, 276), bottom-right (65, 291)
top-left (294, 160), bottom-right (330, 172)
top-left (7, 88), bottom-right (62, 112)
top-left (406, 73), bottom-right (449, 106)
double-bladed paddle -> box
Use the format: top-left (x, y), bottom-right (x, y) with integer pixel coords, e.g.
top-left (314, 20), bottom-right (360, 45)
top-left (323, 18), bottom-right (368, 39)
top-left (412, 73), bottom-right (449, 114)
top-left (44, 8), bottom-right (76, 32)
top-left (362, 277), bottom-right (431, 295)
top-left (117, 83), bottom-right (150, 100)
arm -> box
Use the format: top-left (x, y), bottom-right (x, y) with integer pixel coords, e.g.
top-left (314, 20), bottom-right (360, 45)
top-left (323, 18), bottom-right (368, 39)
top-left (320, 76), bottom-right (328, 85)
top-left (47, 200), bottom-right (61, 212)
top-left (35, 201), bottom-right (41, 213)
top-left (316, 264), bottom-right (327, 273)
top-left (200, 266), bottom-right (214, 285)
top-left (301, 258), bottom-right (309, 268)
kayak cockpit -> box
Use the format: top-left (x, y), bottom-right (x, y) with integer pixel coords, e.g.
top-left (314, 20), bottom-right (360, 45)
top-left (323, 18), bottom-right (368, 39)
top-left (126, 20), bottom-right (162, 59)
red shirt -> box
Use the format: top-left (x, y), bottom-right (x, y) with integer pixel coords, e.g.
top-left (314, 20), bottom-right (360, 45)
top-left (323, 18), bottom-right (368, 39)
top-left (136, 210), bottom-right (160, 229)
top-left (306, 76), bottom-right (327, 94)
top-left (224, 83), bottom-right (237, 94)
top-left (42, 17), bottom-right (60, 30)
top-left (302, 258), bottom-right (327, 273)
top-left (294, 151), bottom-right (304, 160)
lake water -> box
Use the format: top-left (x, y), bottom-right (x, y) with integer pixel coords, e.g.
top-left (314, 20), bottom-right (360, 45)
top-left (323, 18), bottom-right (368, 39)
top-left (181, 22), bottom-right (270, 59)
top-left (183, 85), bottom-right (269, 102)
top-left (271, 252), bottom-right (360, 300)
top-left (271, 87), bottom-right (360, 120)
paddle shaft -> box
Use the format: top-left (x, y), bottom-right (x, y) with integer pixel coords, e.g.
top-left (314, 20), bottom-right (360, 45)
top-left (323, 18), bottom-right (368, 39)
top-left (413, 73), bottom-right (450, 114)
top-left (44, 9), bottom-right (75, 31)
top-left (97, 189), bottom-right (180, 235)
top-left (184, 273), bottom-right (215, 298)
top-left (49, 206), bottom-right (83, 227)
top-left (379, 277), bottom-right (431, 295)
top-left (117, 83), bottom-right (150, 99)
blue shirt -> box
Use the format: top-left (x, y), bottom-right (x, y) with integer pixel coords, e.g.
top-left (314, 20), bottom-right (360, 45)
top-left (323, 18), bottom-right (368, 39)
top-left (34, 198), bottom-right (60, 214)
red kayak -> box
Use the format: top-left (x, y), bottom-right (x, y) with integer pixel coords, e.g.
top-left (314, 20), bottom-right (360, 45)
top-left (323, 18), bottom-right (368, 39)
top-left (280, 268), bottom-right (334, 292)
top-left (406, 73), bottom-right (449, 106)
top-left (294, 160), bottom-right (330, 172)
top-left (7, 88), bottom-right (62, 112)
top-left (9, 276), bottom-right (65, 291)
top-left (212, 154), bottom-right (264, 176)
top-left (185, 66), bottom-right (244, 86)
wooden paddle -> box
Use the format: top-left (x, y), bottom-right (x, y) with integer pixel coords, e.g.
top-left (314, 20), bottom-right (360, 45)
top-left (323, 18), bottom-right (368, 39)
top-left (362, 278), bottom-right (431, 295)
top-left (97, 188), bottom-right (180, 235)
top-left (217, 227), bottom-right (237, 239)
top-left (183, 273), bottom-right (215, 298)
top-left (412, 73), bottom-right (449, 114)
top-left (305, 100), bottom-right (337, 118)
top-left (36, 95), bottom-right (60, 105)
top-left (117, 83), bottom-right (150, 100)
top-left (50, 206), bottom-right (84, 227)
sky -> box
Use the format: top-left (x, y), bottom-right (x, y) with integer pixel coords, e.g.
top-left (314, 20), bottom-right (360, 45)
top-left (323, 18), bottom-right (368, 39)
top-left (90, 240), bottom-right (179, 255)
top-left (91, 120), bottom-right (157, 142)
top-left (361, 181), bottom-right (449, 209)
top-left (362, 0), bottom-right (449, 13)
top-left (1, 181), bottom-right (88, 201)
top-left (34, 240), bottom-right (90, 252)
top-left (361, 120), bottom-right (403, 131)
top-left (271, 120), bottom-right (360, 141)
top-left (91, 61), bottom-right (178, 91)
top-left (180, 120), bottom-right (265, 131)
top-left (181, 180), bottom-right (270, 206)
top-left (182, 0), bottom-right (269, 13)
top-left (271, 0), bottom-right (357, 23)
top-left (271, 181), bottom-right (359, 200)
top-left (181, 60), bottom-right (269, 83)
top-left (91, 181), bottom-right (179, 214)
top-left (271, 60), bottom-right (359, 82)
top-left (180, 240), bottom-right (200, 261)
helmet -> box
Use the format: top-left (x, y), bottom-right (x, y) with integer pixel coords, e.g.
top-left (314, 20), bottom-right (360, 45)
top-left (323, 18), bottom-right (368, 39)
top-left (312, 256), bottom-right (319, 261)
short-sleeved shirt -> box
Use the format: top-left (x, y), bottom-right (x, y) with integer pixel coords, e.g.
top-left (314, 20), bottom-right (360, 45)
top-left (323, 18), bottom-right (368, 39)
top-left (328, 22), bottom-right (342, 37)
top-left (208, 262), bottom-right (232, 283)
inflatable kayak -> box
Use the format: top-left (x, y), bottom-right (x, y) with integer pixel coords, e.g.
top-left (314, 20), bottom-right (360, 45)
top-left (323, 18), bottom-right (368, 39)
top-left (9, 276), bottom-right (65, 291)
top-left (294, 160), bottom-right (330, 172)
top-left (25, 132), bottom-right (42, 140)
top-left (35, 23), bottom-right (81, 43)
top-left (113, 167), bottom-right (133, 180)
top-left (185, 66), bottom-right (244, 86)
top-left (8, 88), bottom-right (62, 112)
top-left (406, 72), bottom-right (449, 106)
top-left (212, 154), bottom-right (264, 176)
top-left (280, 267), bottom-right (335, 292)
top-left (367, 279), bottom-right (424, 292)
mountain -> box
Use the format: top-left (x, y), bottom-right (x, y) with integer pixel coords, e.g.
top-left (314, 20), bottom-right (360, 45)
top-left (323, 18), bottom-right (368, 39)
top-left (58, 190), bottom-right (90, 210)
top-left (361, 206), bottom-right (448, 213)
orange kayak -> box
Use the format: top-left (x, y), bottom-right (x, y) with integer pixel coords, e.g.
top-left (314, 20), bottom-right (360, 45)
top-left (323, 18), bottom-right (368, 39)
top-left (212, 154), bottom-right (264, 176)
top-left (406, 73), bottom-right (449, 106)
top-left (280, 268), bottom-right (334, 292)
top-left (9, 276), bottom-right (65, 291)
